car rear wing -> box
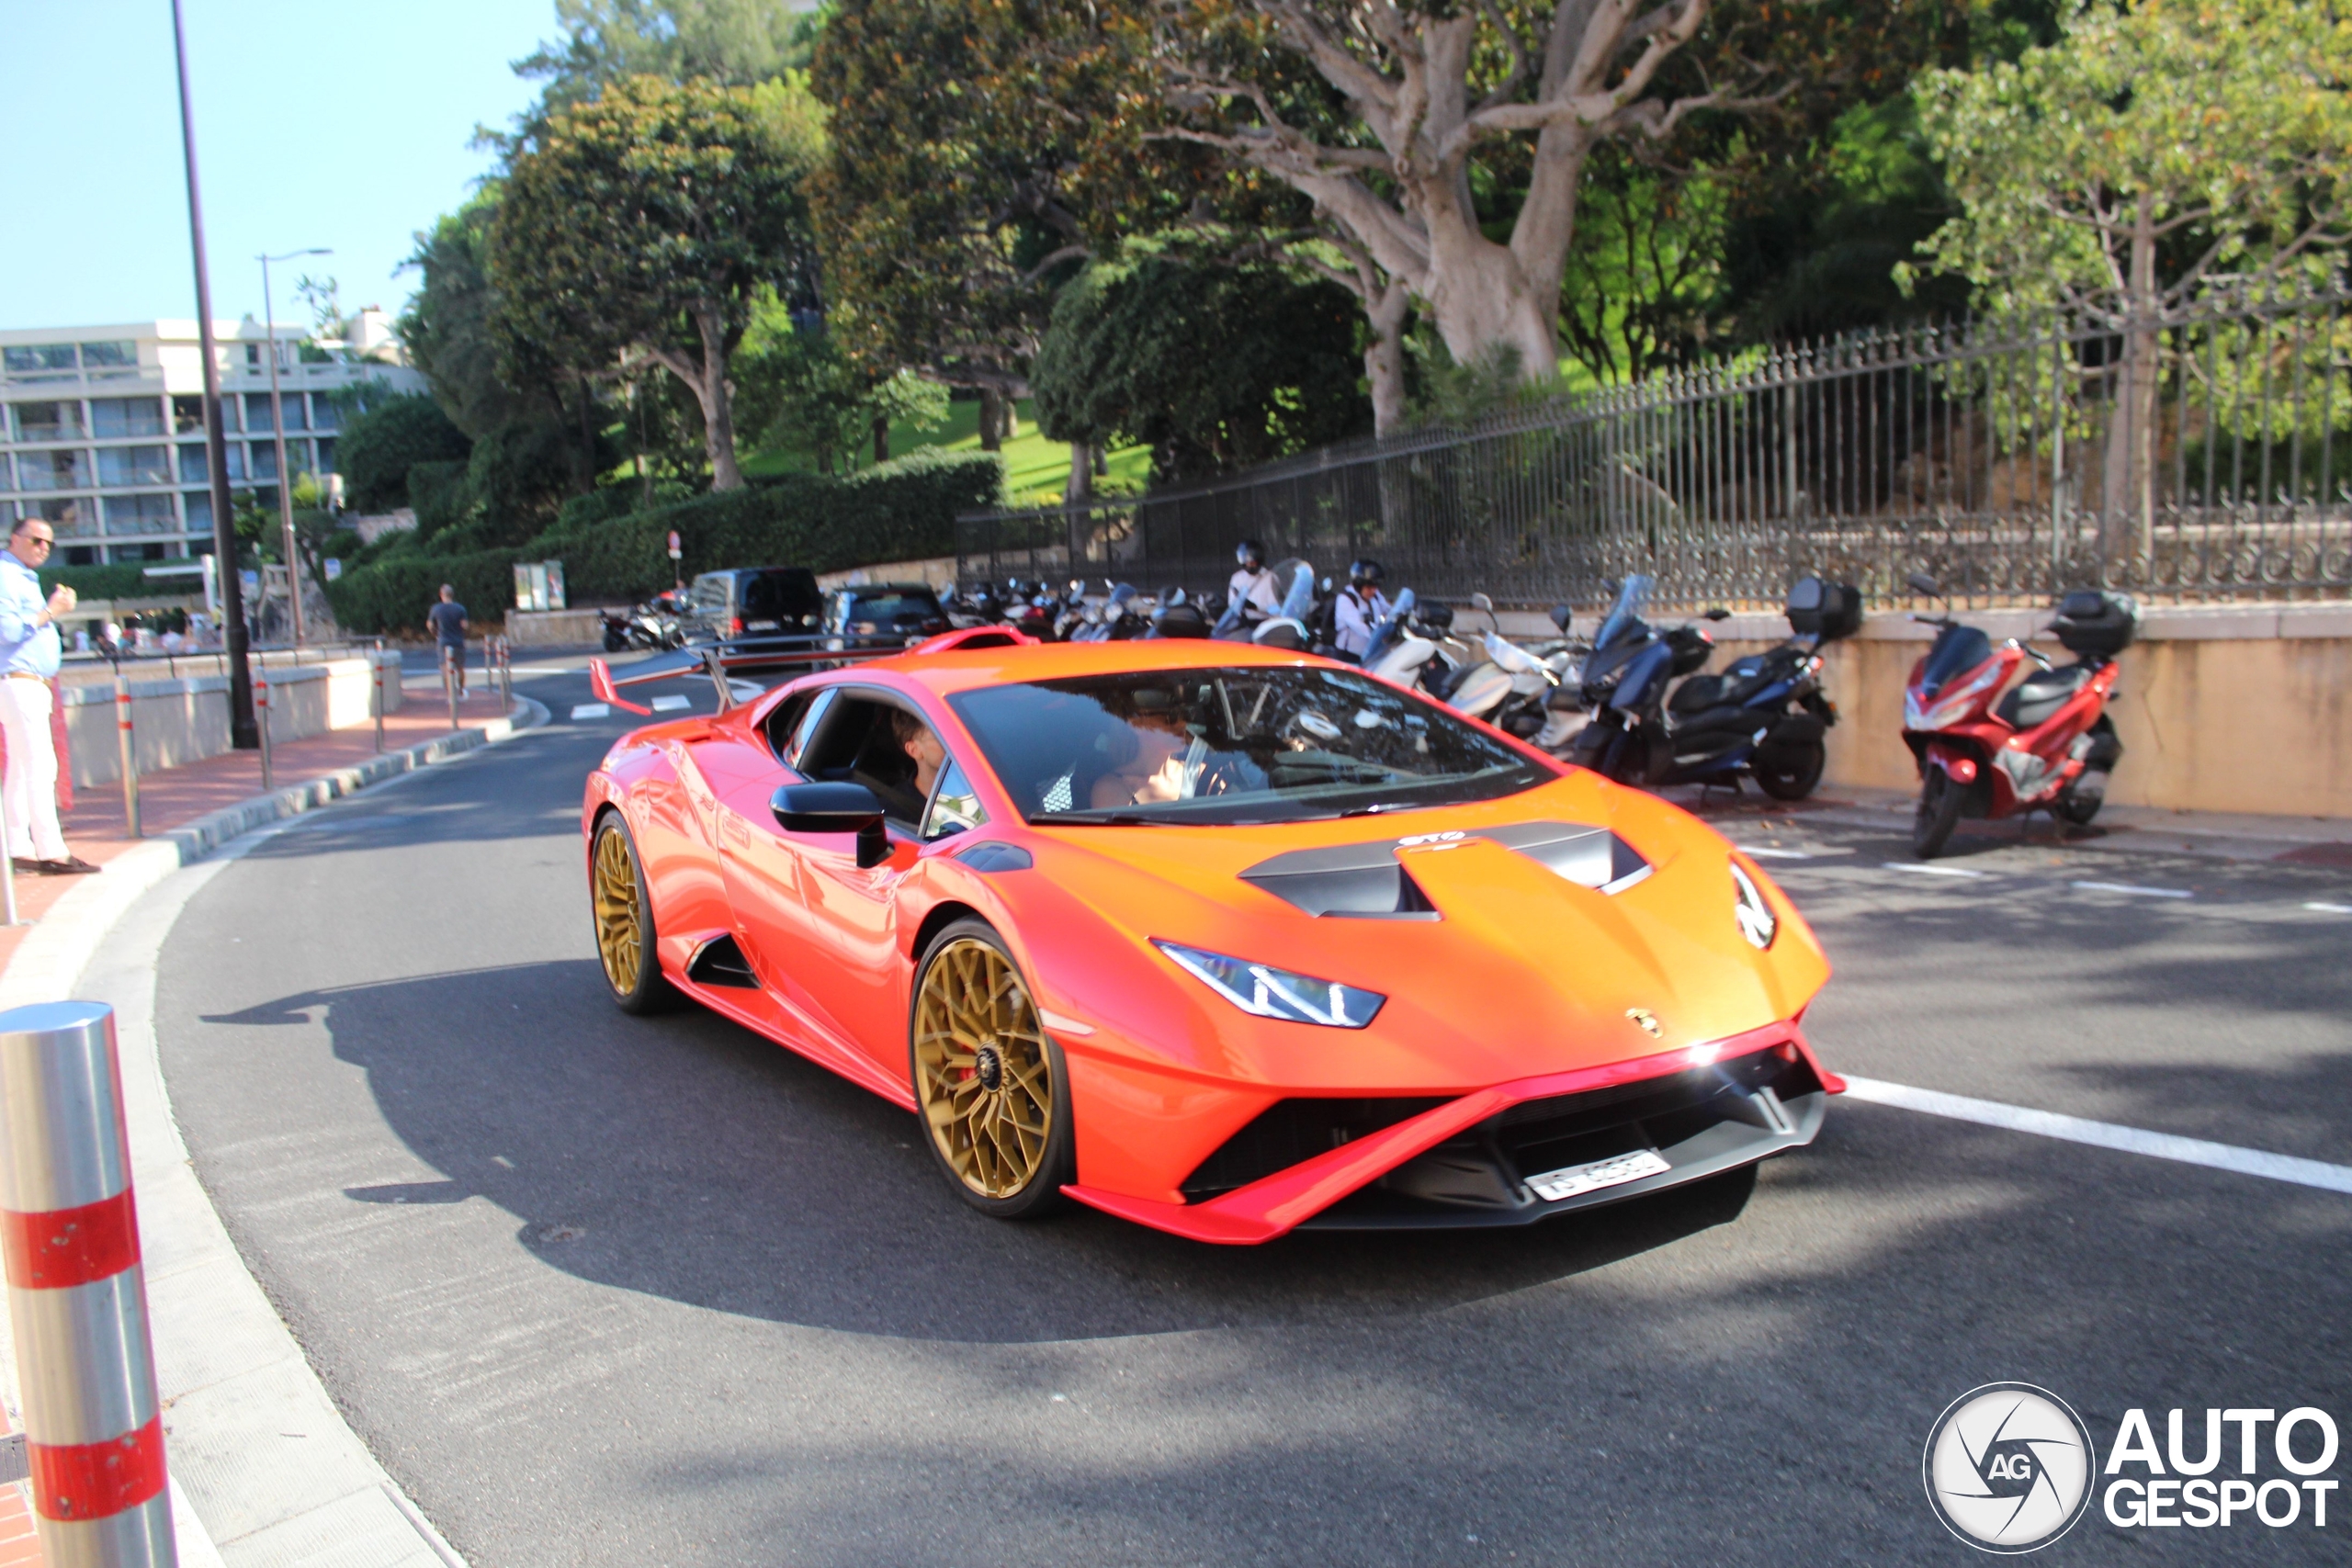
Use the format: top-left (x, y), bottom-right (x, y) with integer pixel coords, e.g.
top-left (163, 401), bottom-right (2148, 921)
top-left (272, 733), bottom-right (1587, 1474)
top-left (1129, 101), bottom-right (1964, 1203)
top-left (587, 624), bottom-right (1036, 716)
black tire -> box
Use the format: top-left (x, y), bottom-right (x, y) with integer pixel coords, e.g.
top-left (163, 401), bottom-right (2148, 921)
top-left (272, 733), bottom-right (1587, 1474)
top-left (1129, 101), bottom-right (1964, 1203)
top-left (1912, 768), bottom-right (1968, 859)
top-left (1753, 741), bottom-right (1826, 801)
top-left (602, 627), bottom-right (628, 652)
top-left (909, 919), bottom-right (1075, 1220)
top-left (590, 813), bottom-right (679, 1013)
top-left (2052, 786), bottom-right (2103, 826)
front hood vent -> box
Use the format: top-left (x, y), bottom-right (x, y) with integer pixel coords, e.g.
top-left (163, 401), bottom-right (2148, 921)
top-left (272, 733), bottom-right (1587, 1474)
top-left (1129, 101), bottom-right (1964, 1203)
top-left (1241, 822), bottom-right (1649, 918)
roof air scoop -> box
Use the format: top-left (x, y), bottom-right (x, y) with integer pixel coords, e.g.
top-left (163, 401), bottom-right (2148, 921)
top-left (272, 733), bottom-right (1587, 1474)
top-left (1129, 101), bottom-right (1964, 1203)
top-left (1240, 823), bottom-right (1650, 917)
top-left (1239, 841), bottom-right (1441, 919)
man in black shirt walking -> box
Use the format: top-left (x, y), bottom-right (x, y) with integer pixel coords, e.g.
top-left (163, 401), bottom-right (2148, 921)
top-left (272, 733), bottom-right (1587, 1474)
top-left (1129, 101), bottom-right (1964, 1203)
top-left (426, 583), bottom-right (469, 697)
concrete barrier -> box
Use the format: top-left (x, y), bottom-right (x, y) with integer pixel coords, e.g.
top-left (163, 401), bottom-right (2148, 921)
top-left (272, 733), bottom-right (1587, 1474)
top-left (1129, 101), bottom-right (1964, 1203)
top-left (1489, 603), bottom-right (2352, 820)
top-left (59, 653), bottom-right (404, 789)
top-left (507, 608), bottom-right (614, 649)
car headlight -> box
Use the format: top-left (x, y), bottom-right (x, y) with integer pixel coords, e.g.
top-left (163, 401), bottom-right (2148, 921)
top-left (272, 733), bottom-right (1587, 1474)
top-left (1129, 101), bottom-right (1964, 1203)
top-left (1153, 941), bottom-right (1385, 1028)
top-left (1730, 861), bottom-right (1778, 951)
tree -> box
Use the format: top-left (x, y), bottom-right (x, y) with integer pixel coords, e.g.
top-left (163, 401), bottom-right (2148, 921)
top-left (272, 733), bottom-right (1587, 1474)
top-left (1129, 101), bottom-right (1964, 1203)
top-left (489, 73), bottom-right (823, 490)
top-left (733, 304), bottom-right (951, 474)
top-left (335, 393), bottom-right (473, 512)
top-left (1152, 0), bottom-right (1794, 420)
top-left (516, 0), bottom-right (822, 107)
top-left (1031, 256), bottom-right (1367, 480)
top-left (1906, 0), bottom-right (2352, 556)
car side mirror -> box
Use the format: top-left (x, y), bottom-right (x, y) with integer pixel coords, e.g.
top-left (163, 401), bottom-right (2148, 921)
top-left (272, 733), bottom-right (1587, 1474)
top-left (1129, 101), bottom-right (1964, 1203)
top-left (1704, 606), bottom-right (1731, 621)
top-left (771, 782), bottom-right (889, 868)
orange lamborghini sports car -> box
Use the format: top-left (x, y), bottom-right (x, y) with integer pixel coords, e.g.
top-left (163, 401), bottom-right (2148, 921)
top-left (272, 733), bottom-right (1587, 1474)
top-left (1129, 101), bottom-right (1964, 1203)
top-left (580, 630), bottom-right (1844, 1243)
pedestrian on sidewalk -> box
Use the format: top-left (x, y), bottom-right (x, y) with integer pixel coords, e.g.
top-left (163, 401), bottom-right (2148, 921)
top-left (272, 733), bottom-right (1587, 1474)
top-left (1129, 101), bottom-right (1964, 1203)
top-left (427, 583), bottom-right (469, 698)
top-left (0, 516), bottom-right (97, 875)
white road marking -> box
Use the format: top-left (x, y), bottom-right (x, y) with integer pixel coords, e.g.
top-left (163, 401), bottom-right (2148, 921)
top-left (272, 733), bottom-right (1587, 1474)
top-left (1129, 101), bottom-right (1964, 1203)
top-left (650, 694), bottom-right (692, 712)
top-left (2070, 880), bottom-right (2192, 899)
top-left (1841, 1076), bottom-right (2352, 1196)
top-left (569, 703), bottom-right (610, 720)
top-left (1736, 845), bottom-right (1811, 860)
top-left (2305, 902), bottom-right (2352, 915)
top-left (1882, 862), bottom-right (1986, 878)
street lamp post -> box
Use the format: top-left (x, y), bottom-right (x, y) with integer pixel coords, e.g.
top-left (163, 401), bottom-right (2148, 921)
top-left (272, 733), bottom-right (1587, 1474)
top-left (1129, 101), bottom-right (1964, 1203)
top-left (170, 0), bottom-right (256, 748)
top-left (259, 248), bottom-right (328, 649)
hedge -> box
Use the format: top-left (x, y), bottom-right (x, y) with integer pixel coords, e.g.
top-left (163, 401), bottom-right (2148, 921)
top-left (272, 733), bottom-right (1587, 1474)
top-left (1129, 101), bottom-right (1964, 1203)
top-left (324, 447), bottom-right (1001, 634)
top-left (318, 548), bottom-right (519, 638)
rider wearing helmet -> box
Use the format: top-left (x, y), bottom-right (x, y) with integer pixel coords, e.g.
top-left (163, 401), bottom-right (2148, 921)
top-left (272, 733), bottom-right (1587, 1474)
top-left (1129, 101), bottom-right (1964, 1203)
top-left (1226, 540), bottom-right (1281, 625)
top-left (1332, 558), bottom-right (1392, 659)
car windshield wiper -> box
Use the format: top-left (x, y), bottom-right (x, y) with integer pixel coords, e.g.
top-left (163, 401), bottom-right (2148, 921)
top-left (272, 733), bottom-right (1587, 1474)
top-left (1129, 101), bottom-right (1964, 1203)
top-left (1033, 810), bottom-right (1172, 826)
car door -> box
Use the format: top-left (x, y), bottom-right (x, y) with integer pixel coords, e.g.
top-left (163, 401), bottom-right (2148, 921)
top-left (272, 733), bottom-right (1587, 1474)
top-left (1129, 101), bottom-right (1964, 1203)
top-left (714, 687), bottom-right (835, 1025)
top-left (761, 690), bottom-right (951, 1073)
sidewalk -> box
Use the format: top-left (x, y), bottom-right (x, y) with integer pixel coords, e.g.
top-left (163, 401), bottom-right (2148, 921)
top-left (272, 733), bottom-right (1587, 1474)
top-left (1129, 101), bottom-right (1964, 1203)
top-left (0, 691), bottom-right (537, 1568)
top-left (2, 691), bottom-right (512, 974)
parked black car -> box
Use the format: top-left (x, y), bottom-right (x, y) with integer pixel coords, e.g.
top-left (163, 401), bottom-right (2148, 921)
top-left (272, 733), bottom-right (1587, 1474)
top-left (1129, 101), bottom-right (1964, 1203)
top-left (821, 583), bottom-right (951, 644)
top-left (684, 567), bottom-right (824, 643)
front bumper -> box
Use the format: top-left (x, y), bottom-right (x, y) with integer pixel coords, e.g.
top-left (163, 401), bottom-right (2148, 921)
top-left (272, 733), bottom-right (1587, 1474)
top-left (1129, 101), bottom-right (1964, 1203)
top-left (1062, 1021), bottom-right (1840, 1243)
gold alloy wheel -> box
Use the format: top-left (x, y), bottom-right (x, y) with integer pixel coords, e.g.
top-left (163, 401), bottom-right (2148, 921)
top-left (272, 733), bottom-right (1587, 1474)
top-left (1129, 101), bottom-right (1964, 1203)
top-left (592, 824), bottom-right (644, 997)
top-left (913, 938), bottom-right (1056, 1198)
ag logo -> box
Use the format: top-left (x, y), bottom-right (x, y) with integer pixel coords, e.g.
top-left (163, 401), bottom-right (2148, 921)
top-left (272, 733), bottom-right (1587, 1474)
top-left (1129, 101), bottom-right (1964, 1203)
top-left (1924, 1383), bottom-right (2094, 1553)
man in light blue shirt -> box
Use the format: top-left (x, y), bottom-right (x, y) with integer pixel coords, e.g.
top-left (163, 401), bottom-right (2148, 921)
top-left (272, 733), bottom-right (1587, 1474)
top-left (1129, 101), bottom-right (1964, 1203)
top-left (0, 515), bottom-right (96, 874)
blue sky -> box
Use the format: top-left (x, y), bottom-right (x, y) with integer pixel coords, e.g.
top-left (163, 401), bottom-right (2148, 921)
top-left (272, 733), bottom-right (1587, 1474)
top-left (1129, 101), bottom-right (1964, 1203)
top-left (1, 0), bottom-right (553, 333)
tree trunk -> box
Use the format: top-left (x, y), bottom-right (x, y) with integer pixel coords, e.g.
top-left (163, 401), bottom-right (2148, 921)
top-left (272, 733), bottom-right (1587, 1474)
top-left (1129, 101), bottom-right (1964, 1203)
top-left (691, 306), bottom-right (744, 491)
top-left (2100, 194), bottom-right (2161, 575)
top-left (1067, 442), bottom-right (1093, 504)
top-left (872, 414), bottom-right (890, 466)
top-left (978, 389), bottom-right (1004, 452)
top-left (1364, 279), bottom-right (1412, 436)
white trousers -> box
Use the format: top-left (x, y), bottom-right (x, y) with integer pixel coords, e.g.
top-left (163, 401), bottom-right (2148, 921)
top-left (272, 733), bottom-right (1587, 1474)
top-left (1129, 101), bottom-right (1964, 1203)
top-left (0, 677), bottom-right (68, 862)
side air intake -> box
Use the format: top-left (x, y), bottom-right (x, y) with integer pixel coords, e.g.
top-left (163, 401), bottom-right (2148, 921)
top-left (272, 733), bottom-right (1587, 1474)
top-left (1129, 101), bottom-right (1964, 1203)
top-left (686, 934), bottom-right (760, 988)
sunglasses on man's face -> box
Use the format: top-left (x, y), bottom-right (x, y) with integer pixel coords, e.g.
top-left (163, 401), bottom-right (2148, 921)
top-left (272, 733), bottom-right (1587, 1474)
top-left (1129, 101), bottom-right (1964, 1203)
top-left (18, 534), bottom-right (53, 549)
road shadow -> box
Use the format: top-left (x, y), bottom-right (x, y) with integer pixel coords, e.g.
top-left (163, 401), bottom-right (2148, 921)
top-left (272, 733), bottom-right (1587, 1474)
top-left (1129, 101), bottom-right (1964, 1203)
top-left (199, 960), bottom-right (1760, 1343)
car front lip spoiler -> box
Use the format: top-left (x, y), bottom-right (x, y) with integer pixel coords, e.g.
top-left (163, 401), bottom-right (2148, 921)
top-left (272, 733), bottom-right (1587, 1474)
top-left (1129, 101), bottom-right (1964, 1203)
top-left (1059, 1020), bottom-right (1843, 1245)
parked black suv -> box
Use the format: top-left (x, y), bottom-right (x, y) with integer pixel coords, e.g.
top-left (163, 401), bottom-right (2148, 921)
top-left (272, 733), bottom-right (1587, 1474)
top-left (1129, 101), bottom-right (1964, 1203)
top-left (684, 567), bottom-right (824, 642)
top-left (822, 583), bottom-right (951, 643)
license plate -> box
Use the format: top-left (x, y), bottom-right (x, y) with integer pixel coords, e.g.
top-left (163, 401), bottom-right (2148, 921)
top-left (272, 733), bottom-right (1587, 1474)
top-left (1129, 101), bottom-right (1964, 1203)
top-left (745, 619), bottom-right (778, 630)
top-left (1526, 1148), bottom-right (1670, 1202)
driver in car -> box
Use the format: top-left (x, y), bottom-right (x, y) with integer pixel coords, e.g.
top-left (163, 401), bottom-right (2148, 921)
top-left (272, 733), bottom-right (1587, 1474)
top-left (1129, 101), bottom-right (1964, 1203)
top-left (859, 708), bottom-right (948, 823)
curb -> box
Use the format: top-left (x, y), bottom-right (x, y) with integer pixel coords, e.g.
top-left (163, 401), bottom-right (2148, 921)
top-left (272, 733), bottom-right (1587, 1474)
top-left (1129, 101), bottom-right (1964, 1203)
top-left (0, 698), bottom-right (548, 1014)
top-left (0, 695), bottom-right (547, 1566)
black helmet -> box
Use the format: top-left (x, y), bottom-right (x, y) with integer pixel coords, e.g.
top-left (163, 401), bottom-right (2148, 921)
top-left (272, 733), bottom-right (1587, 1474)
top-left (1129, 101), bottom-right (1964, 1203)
top-left (1235, 540), bottom-right (1266, 570)
top-left (1349, 558), bottom-right (1385, 588)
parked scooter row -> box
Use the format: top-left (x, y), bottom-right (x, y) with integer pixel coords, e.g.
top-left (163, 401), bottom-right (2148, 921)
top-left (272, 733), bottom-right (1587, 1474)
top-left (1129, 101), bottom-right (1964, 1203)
top-left (1565, 574), bottom-right (1857, 800)
top-left (601, 592), bottom-right (687, 652)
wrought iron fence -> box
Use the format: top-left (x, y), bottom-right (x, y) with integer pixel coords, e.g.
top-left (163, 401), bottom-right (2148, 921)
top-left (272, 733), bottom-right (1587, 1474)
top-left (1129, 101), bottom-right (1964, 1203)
top-left (957, 288), bottom-right (2352, 611)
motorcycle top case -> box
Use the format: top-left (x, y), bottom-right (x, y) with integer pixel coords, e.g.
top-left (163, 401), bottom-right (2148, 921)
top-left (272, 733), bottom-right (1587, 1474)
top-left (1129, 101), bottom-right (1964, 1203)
top-left (1784, 576), bottom-right (1863, 640)
top-left (2050, 589), bottom-right (2139, 656)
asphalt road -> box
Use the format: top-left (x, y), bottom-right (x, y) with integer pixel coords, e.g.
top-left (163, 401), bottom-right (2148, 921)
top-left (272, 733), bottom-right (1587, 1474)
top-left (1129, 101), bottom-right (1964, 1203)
top-left (150, 654), bottom-right (2352, 1565)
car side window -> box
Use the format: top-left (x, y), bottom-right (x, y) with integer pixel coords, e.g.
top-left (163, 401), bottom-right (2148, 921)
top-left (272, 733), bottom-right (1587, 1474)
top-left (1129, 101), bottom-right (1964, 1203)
top-left (798, 694), bottom-right (936, 829)
top-left (921, 760), bottom-right (987, 841)
top-left (783, 688), bottom-right (836, 767)
top-left (763, 689), bottom-right (817, 765)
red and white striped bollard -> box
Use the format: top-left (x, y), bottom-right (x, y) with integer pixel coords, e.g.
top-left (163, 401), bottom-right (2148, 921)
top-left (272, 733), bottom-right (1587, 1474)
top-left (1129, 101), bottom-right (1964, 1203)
top-left (0, 1000), bottom-right (175, 1565)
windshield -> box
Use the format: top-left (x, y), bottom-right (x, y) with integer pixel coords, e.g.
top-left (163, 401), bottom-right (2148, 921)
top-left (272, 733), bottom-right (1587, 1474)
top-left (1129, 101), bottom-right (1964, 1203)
top-left (1593, 575), bottom-right (1652, 651)
top-left (1918, 624), bottom-right (1994, 695)
top-left (948, 666), bottom-right (1549, 826)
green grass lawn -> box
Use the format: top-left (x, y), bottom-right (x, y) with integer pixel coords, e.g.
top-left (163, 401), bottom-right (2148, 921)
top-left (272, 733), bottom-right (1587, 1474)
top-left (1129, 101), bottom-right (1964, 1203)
top-left (741, 397), bottom-right (1151, 505)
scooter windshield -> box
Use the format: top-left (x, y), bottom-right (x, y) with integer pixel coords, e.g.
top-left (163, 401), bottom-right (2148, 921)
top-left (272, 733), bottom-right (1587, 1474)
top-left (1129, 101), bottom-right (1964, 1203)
top-left (1593, 576), bottom-right (1652, 652)
top-left (1918, 624), bottom-right (1994, 695)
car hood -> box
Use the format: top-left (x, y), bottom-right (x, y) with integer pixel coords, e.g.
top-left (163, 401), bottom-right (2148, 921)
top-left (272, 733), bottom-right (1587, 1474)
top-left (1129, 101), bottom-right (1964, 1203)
top-left (1014, 773), bottom-right (1827, 1091)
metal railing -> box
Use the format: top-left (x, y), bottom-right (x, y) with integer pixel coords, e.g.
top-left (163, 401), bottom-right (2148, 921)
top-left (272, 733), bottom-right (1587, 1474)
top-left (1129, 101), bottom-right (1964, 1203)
top-left (958, 288), bottom-right (2352, 611)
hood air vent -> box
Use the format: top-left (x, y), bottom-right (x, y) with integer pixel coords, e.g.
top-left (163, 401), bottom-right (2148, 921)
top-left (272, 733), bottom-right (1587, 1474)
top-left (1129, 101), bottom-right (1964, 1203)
top-left (1241, 822), bottom-right (1650, 918)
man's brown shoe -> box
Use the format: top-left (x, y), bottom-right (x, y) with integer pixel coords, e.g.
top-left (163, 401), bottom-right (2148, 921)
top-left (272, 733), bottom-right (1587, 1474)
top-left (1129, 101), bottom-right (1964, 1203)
top-left (39, 857), bottom-right (100, 875)
top-left (9, 857), bottom-right (41, 875)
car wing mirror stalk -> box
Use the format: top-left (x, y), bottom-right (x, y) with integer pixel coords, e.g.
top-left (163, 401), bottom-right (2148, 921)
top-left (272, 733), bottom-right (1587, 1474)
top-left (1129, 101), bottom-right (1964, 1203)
top-left (771, 783), bottom-right (891, 868)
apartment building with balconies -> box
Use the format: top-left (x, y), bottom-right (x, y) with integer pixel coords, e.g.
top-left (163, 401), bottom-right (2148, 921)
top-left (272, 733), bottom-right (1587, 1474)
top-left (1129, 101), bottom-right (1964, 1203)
top-left (1, 316), bottom-right (425, 566)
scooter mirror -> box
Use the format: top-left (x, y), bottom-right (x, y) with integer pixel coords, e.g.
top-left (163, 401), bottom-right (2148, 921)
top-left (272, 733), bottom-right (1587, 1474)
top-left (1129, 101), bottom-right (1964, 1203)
top-left (1549, 604), bottom-right (1574, 631)
top-left (1905, 570), bottom-right (1941, 596)
top-left (1472, 592), bottom-right (1495, 613)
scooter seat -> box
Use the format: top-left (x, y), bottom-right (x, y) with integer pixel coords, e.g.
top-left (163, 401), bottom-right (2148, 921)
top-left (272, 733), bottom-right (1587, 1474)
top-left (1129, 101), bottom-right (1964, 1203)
top-left (1996, 661), bottom-right (2096, 729)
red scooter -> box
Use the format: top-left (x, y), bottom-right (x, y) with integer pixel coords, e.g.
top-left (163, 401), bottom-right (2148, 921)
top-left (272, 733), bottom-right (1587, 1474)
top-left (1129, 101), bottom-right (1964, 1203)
top-left (1899, 572), bottom-right (2140, 858)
